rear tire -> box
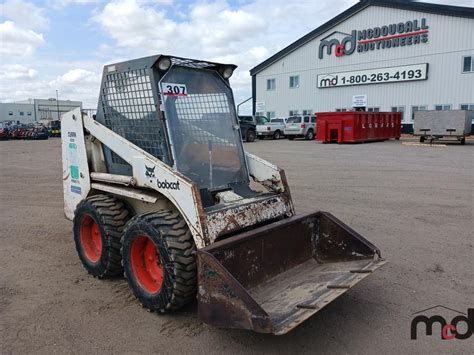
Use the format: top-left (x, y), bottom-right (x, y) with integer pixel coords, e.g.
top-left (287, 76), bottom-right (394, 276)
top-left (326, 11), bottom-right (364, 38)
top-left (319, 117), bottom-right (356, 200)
top-left (121, 211), bottom-right (197, 312)
top-left (246, 129), bottom-right (256, 142)
top-left (288, 136), bottom-right (294, 140)
top-left (73, 195), bottom-right (130, 278)
top-left (460, 137), bottom-right (465, 145)
top-left (305, 129), bottom-right (314, 140)
top-left (273, 130), bottom-right (281, 140)
top-left (420, 136), bottom-right (425, 143)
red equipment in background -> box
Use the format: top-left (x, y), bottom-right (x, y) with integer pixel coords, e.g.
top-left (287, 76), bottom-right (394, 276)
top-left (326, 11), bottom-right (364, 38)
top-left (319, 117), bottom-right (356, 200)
top-left (316, 111), bottom-right (401, 144)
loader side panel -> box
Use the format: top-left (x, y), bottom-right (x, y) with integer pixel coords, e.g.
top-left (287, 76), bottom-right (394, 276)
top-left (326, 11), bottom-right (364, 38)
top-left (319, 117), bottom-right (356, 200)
top-left (61, 108), bottom-right (91, 220)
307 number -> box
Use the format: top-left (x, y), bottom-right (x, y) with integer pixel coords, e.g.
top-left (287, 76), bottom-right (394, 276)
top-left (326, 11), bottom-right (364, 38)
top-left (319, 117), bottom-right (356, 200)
top-left (161, 83), bottom-right (188, 96)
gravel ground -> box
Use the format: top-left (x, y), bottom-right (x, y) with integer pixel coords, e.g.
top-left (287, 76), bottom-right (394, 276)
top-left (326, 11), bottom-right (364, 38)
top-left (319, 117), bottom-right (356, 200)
top-left (0, 137), bottom-right (472, 354)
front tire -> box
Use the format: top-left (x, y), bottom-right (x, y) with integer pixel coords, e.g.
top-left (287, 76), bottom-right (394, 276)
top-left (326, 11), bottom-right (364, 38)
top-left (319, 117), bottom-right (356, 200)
top-left (273, 130), bottom-right (281, 140)
top-left (246, 129), bottom-right (256, 142)
top-left (73, 195), bottom-right (130, 278)
top-left (121, 211), bottom-right (197, 312)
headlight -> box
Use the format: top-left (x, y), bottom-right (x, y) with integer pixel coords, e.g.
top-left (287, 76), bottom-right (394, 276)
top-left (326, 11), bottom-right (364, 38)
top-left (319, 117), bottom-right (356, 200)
top-left (220, 65), bottom-right (234, 79)
top-left (157, 56), bottom-right (171, 71)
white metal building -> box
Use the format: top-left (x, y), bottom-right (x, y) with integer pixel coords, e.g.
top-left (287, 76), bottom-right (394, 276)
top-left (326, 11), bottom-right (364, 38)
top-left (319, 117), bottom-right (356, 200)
top-left (250, 0), bottom-right (474, 132)
top-left (0, 98), bottom-right (82, 124)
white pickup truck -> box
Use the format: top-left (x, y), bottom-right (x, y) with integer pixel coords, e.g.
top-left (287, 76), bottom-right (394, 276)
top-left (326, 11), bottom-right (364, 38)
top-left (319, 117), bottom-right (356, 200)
top-left (256, 117), bottom-right (287, 139)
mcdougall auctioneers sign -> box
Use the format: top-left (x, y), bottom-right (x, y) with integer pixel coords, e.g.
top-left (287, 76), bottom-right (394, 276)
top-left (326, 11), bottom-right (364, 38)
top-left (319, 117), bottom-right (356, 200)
top-left (319, 18), bottom-right (429, 59)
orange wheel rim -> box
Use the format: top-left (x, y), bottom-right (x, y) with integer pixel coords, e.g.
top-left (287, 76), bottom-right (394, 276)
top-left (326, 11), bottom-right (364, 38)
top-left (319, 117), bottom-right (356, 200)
top-left (79, 214), bottom-right (103, 263)
top-left (130, 235), bottom-right (164, 294)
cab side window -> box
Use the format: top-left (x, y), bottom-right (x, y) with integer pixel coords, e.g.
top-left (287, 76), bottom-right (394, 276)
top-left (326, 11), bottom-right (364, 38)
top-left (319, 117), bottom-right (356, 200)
top-left (304, 116), bottom-right (310, 123)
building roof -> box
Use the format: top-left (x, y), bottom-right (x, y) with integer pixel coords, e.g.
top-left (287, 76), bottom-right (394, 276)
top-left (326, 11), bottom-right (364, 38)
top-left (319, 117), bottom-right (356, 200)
top-left (249, 0), bottom-right (474, 76)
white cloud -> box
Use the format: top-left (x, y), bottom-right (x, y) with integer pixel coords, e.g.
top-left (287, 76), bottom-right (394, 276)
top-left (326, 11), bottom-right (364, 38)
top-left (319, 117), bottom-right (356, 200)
top-left (0, 21), bottom-right (45, 56)
top-left (48, 69), bottom-right (101, 107)
top-left (91, 0), bottom-right (352, 110)
top-left (0, 66), bottom-right (100, 108)
top-left (50, 68), bottom-right (99, 86)
top-left (92, 0), bottom-right (177, 49)
top-left (0, 0), bottom-right (49, 30)
top-left (0, 63), bottom-right (46, 103)
top-left (0, 1), bottom-right (48, 58)
top-left (0, 64), bottom-right (38, 80)
top-left (49, 0), bottom-right (172, 8)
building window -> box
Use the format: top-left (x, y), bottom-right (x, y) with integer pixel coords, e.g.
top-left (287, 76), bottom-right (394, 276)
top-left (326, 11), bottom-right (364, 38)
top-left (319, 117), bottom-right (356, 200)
top-left (302, 109), bottom-right (312, 115)
top-left (19, 111), bottom-right (24, 116)
top-left (289, 110), bottom-right (299, 116)
top-left (411, 105), bottom-right (427, 120)
top-left (289, 75), bottom-right (300, 89)
top-left (460, 104), bottom-right (474, 111)
top-left (27, 112), bottom-right (32, 116)
top-left (391, 106), bottom-right (405, 121)
top-left (335, 108), bottom-right (348, 112)
top-left (435, 104), bottom-right (451, 111)
top-left (266, 111), bottom-right (276, 119)
top-left (8, 111), bottom-right (13, 116)
top-left (462, 56), bottom-right (473, 73)
top-left (266, 79), bottom-right (276, 91)
top-left (367, 107), bottom-right (380, 112)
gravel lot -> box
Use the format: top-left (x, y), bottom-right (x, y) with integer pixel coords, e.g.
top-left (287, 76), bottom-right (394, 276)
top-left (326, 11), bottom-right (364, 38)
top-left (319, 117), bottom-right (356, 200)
top-left (1, 138), bottom-right (472, 354)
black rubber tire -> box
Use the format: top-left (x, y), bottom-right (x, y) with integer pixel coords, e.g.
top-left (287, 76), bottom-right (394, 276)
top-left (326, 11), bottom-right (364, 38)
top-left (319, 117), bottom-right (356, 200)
top-left (246, 129), bottom-right (256, 143)
top-left (73, 195), bottom-right (130, 278)
top-left (305, 129), bottom-right (314, 140)
top-left (460, 138), bottom-right (465, 145)
top-left (420, 136), bottom-right (425, 143)
top-left (121, 211), bottom-right (197, 313)
top-left (273, 130), bottom-right (281, 140)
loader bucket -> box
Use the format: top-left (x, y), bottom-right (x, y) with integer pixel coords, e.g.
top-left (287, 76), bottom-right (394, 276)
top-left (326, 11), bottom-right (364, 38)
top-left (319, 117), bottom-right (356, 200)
top-left (197, 211), bottom-right (386, 335)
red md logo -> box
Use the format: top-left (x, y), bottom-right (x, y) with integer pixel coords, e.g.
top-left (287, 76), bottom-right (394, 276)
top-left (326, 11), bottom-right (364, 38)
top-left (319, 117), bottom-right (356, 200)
top-left (335, 44), bottom-right (345, 57)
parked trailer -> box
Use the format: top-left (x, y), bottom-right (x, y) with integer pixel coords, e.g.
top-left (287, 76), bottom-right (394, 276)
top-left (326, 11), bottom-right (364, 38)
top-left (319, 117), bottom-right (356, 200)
top-left (316, 112), bottom-right (401, 144)
top-left (414, 110), bottom-right (472, 144)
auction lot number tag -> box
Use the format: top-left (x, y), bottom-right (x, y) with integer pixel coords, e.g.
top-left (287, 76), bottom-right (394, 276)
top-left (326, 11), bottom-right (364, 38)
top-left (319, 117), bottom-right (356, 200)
top-left (161, 82), bottom-right (188, 96)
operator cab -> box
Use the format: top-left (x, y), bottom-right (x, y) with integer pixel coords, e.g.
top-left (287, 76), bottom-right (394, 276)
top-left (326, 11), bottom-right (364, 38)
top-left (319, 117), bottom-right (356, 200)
top-left (96, 55), bottom-right (269, 208)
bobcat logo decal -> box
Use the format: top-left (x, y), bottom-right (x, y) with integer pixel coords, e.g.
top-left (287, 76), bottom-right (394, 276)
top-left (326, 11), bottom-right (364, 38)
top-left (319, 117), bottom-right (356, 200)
top-left (145, 165), bottom-right (155, 178)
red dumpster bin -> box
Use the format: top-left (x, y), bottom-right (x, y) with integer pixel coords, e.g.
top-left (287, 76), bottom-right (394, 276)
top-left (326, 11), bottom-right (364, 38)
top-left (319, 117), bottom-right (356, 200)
top-left (315, 111), bottom-right (401, 144)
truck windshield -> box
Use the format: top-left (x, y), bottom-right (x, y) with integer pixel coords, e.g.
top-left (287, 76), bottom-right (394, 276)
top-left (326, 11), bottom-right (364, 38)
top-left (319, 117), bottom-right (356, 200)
top-left (270, 118), bottom-right (284, 123)
top-left (287, 116), bottom-right (302, 123)
top-left (256, 116), bottom-right (269, 125)
top-left (161, 66), bottom-right (248, 190)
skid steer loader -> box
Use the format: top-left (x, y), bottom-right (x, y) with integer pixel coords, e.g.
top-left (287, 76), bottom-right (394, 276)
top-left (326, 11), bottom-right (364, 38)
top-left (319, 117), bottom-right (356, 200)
top-left (61, 55), bottom-right (385, 335)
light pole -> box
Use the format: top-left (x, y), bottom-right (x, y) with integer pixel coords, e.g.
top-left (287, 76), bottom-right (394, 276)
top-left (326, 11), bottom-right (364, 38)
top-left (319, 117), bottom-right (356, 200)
top-left (237, 96), bottom-right (252, 115)
top-left (56, 90), bottom-right (60, 121)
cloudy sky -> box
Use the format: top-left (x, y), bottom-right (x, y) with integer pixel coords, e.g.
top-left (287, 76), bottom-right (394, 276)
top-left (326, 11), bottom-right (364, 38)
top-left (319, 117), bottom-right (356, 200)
top-left (0, 0), bottom-right (471, 111)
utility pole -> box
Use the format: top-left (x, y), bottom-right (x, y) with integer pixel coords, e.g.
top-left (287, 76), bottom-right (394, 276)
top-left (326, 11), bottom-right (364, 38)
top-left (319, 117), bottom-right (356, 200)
top-left (56, 90), bottom-right (60, 121)
top-left (237, 96), bottom-right (252, 115)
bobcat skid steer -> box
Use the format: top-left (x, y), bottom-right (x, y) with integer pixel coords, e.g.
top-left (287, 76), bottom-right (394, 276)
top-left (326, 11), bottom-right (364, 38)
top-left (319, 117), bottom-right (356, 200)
top-left (61, 55), bottom-right (385, 335)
